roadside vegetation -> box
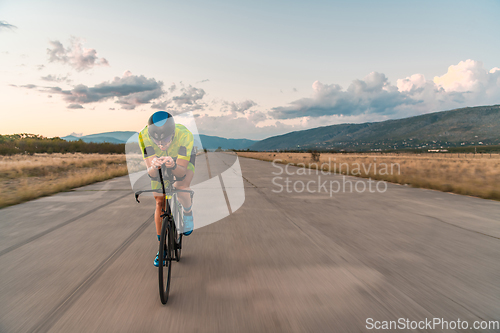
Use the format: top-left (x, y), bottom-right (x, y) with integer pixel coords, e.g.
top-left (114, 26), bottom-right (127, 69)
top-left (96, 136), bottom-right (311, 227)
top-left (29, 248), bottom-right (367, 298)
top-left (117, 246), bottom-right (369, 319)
top-left (237, 151), bottom-right (500, 201)
top-left (0, 153), bottom-right (129, 208)
top-left (0, 134), bottom-right (125, 155)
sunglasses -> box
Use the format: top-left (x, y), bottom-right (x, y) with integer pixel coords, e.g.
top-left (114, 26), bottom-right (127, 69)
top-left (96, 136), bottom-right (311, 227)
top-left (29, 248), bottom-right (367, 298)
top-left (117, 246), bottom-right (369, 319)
top-left (152, 135), bottom-right (173, 146)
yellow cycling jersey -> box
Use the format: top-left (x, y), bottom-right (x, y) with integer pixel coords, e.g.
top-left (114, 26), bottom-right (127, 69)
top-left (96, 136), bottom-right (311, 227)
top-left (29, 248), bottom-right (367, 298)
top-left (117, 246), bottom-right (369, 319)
top-left (138, 124), bottom-right (194, 165)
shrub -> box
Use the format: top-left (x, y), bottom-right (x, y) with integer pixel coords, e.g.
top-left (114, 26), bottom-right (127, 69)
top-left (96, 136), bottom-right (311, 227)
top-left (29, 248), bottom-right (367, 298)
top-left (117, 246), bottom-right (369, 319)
top-left (310, 151), bottom-right (321, 162)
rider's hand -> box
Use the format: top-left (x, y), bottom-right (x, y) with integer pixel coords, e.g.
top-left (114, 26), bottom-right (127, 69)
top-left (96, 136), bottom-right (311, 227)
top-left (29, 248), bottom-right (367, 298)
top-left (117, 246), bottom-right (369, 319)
top-left (151, 157), bottom-right (164, 168)
top-left (163, 156), bottom-right (175, 168)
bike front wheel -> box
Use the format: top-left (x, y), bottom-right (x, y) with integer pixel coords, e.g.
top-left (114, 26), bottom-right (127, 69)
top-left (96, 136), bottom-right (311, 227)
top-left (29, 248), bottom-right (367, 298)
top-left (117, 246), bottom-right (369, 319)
top-left (158, 217), bottom-right (172, 304)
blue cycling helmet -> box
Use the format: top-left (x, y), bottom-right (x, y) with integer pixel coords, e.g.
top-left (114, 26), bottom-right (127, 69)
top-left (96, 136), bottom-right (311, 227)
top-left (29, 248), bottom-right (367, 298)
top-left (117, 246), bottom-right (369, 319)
top-left (148, 111), bottom-right (176, 145)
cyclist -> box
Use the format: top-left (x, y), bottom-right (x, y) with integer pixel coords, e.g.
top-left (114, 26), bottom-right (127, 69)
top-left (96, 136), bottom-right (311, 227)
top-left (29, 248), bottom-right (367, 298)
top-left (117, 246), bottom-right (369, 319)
top-left (138, 111), bottom-right (195, 267)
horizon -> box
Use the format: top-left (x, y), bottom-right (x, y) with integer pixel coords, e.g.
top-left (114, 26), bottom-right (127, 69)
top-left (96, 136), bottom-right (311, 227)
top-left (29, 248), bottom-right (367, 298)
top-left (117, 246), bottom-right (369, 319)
top-left (1, 0), bottom-right (499, 139)
top-left (3, 103), bottom-right (500, 141)
top-left (6, 103), bottom-right (483, 142)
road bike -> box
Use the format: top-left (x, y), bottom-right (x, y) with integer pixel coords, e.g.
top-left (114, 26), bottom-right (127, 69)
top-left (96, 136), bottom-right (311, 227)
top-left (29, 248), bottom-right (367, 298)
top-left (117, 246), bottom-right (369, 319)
top-left (134, 166), bottom-right (194, 304)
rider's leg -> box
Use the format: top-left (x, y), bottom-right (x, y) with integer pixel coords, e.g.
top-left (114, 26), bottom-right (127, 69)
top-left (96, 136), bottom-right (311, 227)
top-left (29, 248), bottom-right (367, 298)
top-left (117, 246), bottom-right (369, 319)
top-left (174, 169), bottom-right (194, 210)
top-left (154, 194), bottom-right (166, 237)
top-left (153, 193), bottom-right (166, 266)
top-left (174, 169), bottom-right (194, 234)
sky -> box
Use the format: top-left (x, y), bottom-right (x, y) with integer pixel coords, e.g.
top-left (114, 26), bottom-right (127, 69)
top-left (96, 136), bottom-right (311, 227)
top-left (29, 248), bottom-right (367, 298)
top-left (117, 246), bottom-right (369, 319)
top-left (1, 0), bottom-right (499, 140)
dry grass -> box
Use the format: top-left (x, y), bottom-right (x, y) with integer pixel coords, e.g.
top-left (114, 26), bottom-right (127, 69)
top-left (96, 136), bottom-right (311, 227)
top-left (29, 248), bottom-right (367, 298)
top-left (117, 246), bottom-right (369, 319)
top-left (0, 153), bottom-right (129, 208)
top-left (237, 152), bottom-right (500, 201)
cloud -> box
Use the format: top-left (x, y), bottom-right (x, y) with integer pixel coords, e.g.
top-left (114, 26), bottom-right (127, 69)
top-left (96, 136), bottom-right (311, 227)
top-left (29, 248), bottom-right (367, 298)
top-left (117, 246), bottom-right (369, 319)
top-left (429, 60), bottom-right (500, 107)
top-left (10, 83), bottom-right (43, 89)
top-left (0, 21), bottom-right (17, 31)
top-left (18, 75), bottom-right (207, 111)
top-left (398, 60), bottom-right (500, 111)
top-left (193, 109), bottom-right (359, 140)
top-left (151, 100), bottom-right (169, 109)
top-left (197, 79), bottom-right (210, 83)
top-left (47, 38), bottom-right (109, 71)
top-left (222, 100), bottom-right (257, 113)
top-left (116, 87), bottom-right (164, 110)
top-left (247, 110), bottom-right (268, 123)
top-left (67, 104), bottom-right (84, 109)
top-left (194, 113), bottom-right (285, 140)
top-left (49, 72), bottom-right (163, 109)
top-left (172, 85), bottom-right (205, 106)
top-left (271, 60), bottom-right (500, 120)
top-left (434, 59), bottom-right (487, 92)
top-left (69, 132), bottom-right (83, 137)
top-left (41, 74), bottom-right (70, 83)
top-left (396, 73), bottom-right (428, 92)
top-left (270, 72), bottom-right (418, 119)
top-left (149, 82), bottom-right (210, 111)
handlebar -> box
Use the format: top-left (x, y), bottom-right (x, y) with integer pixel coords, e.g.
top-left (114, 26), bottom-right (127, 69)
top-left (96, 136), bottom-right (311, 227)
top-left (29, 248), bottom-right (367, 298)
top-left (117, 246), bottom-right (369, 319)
top-left (134, 188), bottom-right (194, 203)
top-left (134, 165), bottom-right (193, 203)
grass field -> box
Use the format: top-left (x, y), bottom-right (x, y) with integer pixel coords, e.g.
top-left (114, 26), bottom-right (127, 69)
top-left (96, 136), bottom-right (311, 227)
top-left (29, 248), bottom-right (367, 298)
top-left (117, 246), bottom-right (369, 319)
top-left (0, 153), bottom-right (129, 208)
top-left (237, 152), bottom-right (500, 201)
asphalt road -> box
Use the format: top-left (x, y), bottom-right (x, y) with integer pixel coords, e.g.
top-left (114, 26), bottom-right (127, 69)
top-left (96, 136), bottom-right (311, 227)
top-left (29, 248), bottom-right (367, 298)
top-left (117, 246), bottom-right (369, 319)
top-left (1, 152), bottom-right (499, 332)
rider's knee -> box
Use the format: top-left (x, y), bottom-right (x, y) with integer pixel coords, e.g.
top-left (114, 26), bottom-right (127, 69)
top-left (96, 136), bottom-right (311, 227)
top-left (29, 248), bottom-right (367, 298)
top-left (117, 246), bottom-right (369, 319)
top-left (174, 177), bottom-right (192, 190)
top-left (154, 196), bottom-right (165, 207)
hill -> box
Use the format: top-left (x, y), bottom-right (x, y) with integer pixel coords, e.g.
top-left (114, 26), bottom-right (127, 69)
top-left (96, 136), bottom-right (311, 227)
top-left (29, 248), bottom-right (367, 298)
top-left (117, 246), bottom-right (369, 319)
top-left (249, 105), bottom-right (500, 151)
top-left (62, 131), bottom-right (136, 144)
top-left (197, 134), bottom-right (257, 150)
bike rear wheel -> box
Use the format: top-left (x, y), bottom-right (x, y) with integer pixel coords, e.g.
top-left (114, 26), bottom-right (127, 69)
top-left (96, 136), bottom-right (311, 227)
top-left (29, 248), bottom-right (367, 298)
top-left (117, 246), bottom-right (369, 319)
top-left (158, 216), bottom-right (172, 304)
top-left (176, 234), bottom-right (182, 262)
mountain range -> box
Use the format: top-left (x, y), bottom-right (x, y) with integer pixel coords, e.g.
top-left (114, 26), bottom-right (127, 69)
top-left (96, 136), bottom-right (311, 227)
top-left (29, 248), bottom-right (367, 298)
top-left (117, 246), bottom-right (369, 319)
top-left (62, 132), bottom-right (257, 150)
top-left (61, 104), bottom-right (500, 152)
top-left (63, 131), bottom-right (134, 144)
top-left (248, 105), bottom-right (500, 151)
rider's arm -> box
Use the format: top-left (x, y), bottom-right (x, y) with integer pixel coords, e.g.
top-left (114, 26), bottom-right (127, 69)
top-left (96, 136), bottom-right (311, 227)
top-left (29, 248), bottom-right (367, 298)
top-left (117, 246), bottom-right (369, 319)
top-left (171, 158), bottom-right (188, 178)
top-left (144, 155), bottom-right (160, 178)
top-left (138, 130), bottom-right (161, 177)
top-left (169, 130), bottom-right (194, 178)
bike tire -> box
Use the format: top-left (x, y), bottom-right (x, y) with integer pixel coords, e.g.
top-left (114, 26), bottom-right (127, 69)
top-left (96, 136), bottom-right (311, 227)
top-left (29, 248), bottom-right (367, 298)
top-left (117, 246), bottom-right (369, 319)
top-left (176, 234), bottom-right (182, 262)
top-left (158, 216), bottom-right (172, 304)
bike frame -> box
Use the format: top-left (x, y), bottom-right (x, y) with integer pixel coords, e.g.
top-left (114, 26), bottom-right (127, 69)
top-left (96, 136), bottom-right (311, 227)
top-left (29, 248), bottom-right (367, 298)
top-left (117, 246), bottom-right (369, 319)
top-left (135, 165), bottom-right (194, 240)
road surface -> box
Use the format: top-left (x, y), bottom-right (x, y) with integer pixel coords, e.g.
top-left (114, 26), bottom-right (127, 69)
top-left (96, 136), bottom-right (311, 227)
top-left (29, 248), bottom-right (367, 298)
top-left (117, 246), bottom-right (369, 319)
top-left (1, 152), bottom-right (499, 332)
